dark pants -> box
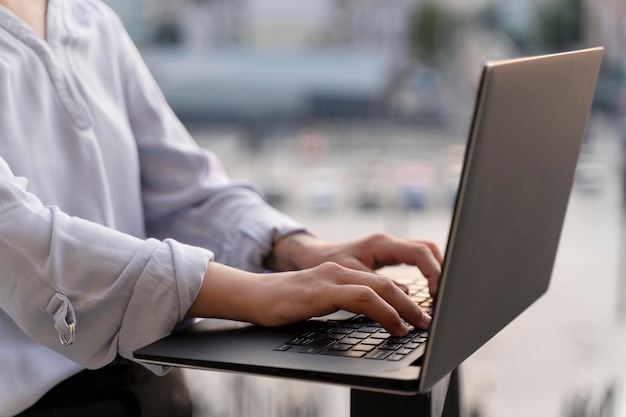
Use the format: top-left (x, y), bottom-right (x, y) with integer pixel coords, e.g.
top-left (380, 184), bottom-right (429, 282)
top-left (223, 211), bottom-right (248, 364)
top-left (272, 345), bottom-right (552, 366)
top-left (16, 357), bottom-right (192, 417)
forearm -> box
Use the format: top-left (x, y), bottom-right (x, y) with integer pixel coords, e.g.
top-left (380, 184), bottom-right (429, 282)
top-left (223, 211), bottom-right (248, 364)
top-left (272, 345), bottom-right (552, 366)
top-left (187, 261), bottom-right (317, 327)
top-left (187, 262), bottom-right (259, 322)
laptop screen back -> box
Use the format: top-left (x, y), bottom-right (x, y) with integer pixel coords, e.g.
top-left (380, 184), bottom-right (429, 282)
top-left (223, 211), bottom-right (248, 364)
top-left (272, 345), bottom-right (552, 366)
top-left (419, 47), bottom-right (603, 392)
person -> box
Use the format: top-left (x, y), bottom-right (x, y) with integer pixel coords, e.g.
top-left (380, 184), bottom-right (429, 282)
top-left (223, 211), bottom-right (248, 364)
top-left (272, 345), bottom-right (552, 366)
top-left (0, 0), bottom-right (443, 416)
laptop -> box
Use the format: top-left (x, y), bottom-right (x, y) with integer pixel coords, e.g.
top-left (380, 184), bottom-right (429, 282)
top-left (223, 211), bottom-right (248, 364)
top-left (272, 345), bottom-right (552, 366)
top-left (134, 47), bottom-right (604, 394)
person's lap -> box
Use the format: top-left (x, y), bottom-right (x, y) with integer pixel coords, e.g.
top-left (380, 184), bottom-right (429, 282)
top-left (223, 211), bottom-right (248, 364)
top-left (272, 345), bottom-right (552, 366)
top-left (16, 357), bottom-right (192, 417)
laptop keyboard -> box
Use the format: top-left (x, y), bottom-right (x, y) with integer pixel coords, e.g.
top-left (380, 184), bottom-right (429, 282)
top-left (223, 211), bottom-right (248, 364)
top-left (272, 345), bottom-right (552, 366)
top-left (274, 275), bottom-right (433, 361)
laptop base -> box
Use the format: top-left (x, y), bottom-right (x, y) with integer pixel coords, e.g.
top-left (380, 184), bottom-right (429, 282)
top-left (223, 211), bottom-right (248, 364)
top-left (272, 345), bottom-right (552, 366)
top-left (350, 369), bottom-right (460, 417)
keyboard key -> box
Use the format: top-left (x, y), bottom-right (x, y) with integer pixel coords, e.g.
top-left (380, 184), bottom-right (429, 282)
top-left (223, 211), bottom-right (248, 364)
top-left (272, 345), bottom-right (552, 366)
top-left (391, 337), bottom-right (412, 344)
top-left (370, 331), bottom-right (391, 340)
top-left (342, 322), bottom-right (364, 329)
top-left (361, 337), bottom-right (385, 346)
top-left (349, 332), bottom-right (371, 339)
top-left (287, 337), bottom-right (314, 346)
top-left (321, 349), bottom-right (367, 358)
top-left (339, 337), bottom-right (362, 345)
top-left (379, 343), bottom-right (403, 350)
top-left (328, 343), bottom-right (353, 351)
top-left (274, 344), bottom-right (292, 352)
top-left (352, 344), bottom-right (375, 352)
top-left (387, 353), bottom-right (407, 361)
top-left (297, 340), bottom-right (334, 354)
top-left (359, 326), bottom-right (380, 333)
top-left (365, 349), bottom-right (393, 360)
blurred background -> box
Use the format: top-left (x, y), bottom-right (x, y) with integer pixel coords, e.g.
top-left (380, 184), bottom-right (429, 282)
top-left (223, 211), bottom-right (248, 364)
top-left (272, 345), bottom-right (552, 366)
top-left (103, 0), bottom-right (626, 416)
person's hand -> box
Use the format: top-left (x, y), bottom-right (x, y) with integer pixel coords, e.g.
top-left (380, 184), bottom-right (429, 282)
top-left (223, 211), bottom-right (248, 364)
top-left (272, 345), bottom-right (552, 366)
top-left (187, 261), bottom-right (433, 337)
top-left (264, 232), bottom-right (443, 297)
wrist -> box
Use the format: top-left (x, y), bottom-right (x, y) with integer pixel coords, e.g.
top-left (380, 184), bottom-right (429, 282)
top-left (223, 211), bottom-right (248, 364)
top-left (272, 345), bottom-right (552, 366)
top-left (188, 262), bottom-right (262, 322)
top-left (263, 232), bottom-right (323, 271)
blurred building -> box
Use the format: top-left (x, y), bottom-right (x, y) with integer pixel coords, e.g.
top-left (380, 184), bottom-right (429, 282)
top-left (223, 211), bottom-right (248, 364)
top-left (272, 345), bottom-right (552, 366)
top-left (585, 0), bottom-right (626, 73)
top-left (103, 0), bottom-right (153, 43)
top-left (106, 0), bottom-right (586, 127)
top-left (141, 48), bottom-right (395, 125)
top-left (181, 0), bottom-right (250, 49)
top-left (323, 0), bottom-right (415, 59)
top-left (247, 0), bottom-right (329, 47)
top-left (491, 0), bottom-right (541, 39)
top-left (584, 0), bottom-right (626, 114)
top-left (104, 0), bottom-right (250, 48)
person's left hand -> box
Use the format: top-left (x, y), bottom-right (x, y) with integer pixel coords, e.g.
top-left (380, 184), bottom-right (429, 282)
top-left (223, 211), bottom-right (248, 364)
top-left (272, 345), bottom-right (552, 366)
top-left (265, 232), bottom-right (443, 297)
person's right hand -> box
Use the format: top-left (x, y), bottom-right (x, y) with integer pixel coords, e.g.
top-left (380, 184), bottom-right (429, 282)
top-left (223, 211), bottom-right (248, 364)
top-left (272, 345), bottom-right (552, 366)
top-left (187, 261), bottom-right (431, 337)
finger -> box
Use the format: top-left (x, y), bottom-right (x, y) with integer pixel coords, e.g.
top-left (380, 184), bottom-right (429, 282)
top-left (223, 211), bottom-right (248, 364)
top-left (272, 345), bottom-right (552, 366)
top-left (362, 236), bottom-right (441, 277)
top-left (373, 239), bottom-right (442, 297)
top-left (415, 244), bottom-right (442, 296)
top-left (393, 280), bottom-right (410, 294)
top-left (324, 250), bottom-right (410, 294)
top-left (397, 241), bottom-right (441, 281)
top-left (328, 284), bottom-right (409, 335)
top-left (412, 240), bottom-right (444, 264)
top-left (325, 269), bottom-right (431, 335)
top-left (324, 250), bottom-right (411, 296)
top-left (368, 275), bottom-right (432, 330)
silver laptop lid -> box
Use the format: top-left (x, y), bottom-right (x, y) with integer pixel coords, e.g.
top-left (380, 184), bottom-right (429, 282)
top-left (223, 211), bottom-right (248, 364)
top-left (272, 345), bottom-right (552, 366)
top-left (419, 47), bottom-right (604, 392)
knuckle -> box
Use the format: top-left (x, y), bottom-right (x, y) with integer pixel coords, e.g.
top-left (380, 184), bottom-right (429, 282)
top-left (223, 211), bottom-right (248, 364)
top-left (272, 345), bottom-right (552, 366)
top-left (365, 232), bottom-right (392, 246)
top-left (414, 242), bottom-right (435, 259)
top-left (412, 240), bottom-right (429, 249)
top-left (352, 285), bottom-right (377, 303)
top-left (316, 261), bottom-right (345, 277)
top-left (374, 275), bottom-right (396, 295)
top-left (309, 262), bottom-right (345, 292)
